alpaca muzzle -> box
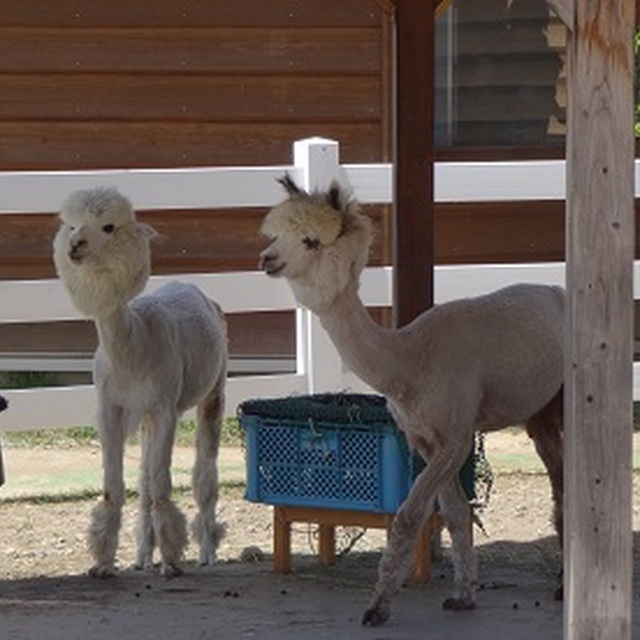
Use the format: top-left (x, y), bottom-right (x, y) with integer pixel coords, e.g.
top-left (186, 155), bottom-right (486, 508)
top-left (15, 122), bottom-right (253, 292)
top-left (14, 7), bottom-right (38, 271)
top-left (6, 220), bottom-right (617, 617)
top-left (69, 239), bottom-right (89, 264)
top-left (259, 253), bottom-right (285, 276)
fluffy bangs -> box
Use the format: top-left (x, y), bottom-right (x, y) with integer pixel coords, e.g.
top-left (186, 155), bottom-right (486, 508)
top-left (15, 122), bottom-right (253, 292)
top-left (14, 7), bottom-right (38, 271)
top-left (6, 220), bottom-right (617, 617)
top-left (262, 200), bottom-right (342, 246)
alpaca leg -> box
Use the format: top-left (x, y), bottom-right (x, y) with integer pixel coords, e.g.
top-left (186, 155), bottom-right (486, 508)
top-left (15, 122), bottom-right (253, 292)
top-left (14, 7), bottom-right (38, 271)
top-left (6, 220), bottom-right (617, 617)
top-left (362, 439), bottom-right (471, 626)
top-left (134, 420), bottom-right (155, 570)
top-left (525, 389), bottom-right (564, 599)
top-left (191, 383), bottom-right (227, 566)
top-left (437, 476), bottom-right (477, 610)
top-left (88, 403), bottom-right (127, 578)
top-left (526, 390), bottom-right (564, 544)
top-left (148, 410), bottom-right (187, 577)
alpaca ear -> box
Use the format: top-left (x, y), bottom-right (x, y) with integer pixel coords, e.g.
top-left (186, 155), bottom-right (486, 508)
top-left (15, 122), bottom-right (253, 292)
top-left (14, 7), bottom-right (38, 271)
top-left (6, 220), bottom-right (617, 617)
top-left (277, 173), bottom-right (304, 196)
top-left (326, 181), bottom-right (350, 213)
top-left (138, 222), bottom-right (158, 241)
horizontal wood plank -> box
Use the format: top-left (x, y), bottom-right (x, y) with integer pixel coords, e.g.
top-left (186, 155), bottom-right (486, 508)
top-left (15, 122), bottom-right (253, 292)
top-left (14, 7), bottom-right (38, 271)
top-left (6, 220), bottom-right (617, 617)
top-left (0, 0), bottom-right (381, 27)
top-left (435, 201), bottom-right (565, 263)
top-left (0, 312), bottom-right (297, 358)
top-left (0, 27), bottom-right (381, 74)
top-left (0, 122), bottom-right (383, 170)
top-left (0, 75), bottom-right (381, 121)
top-left (0, 202), bottom-right (572, 281)
top-left (0, 207), bottom-right (387, 279)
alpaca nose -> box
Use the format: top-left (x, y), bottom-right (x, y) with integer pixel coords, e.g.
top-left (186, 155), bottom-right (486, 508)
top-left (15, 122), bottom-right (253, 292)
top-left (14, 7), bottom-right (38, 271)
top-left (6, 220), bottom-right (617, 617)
top-left (258, 249), bottom-right (272, 269)
top-left (258, 249), bottom-right (275, 270)
top-left (69, 238), bottom-right (88, 262)
top-left (259, 250), bottom-right (285, 276)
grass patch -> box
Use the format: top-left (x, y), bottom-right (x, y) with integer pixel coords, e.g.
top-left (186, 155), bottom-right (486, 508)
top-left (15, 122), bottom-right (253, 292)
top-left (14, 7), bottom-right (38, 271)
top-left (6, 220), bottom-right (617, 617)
top-left (0, 480), bottom-right (247, 506)
top-left (2, 426), bottom-right (99, 449)
top-left (2, 418), bottom-right (244, 449)
top-left (0, 440), bottom-right (247, 504)
top-left (174, 418), bottom-right (244, 447)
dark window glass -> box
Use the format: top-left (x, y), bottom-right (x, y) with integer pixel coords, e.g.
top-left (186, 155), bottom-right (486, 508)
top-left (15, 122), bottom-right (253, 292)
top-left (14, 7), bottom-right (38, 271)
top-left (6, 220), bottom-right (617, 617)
top-left (435, 0), bottom-right (566, 154)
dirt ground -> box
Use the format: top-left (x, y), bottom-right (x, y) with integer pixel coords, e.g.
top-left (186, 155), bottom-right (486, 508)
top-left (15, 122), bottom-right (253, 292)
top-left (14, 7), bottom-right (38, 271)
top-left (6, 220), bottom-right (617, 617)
top-left (1, 432), bottom-right (640, 639)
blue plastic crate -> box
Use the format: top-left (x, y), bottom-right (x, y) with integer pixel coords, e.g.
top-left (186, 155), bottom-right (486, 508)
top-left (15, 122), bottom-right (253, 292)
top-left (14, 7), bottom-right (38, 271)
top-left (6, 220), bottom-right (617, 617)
top-left (238, 394), bottom-right (475, 513)
top-left (240, 393), bottom-right (475, 514)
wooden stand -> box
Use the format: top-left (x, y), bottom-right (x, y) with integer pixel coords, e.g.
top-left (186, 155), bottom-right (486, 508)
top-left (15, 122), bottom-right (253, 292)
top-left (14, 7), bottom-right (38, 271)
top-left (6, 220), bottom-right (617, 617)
top-left (272, 505), bottom-right (443, 583)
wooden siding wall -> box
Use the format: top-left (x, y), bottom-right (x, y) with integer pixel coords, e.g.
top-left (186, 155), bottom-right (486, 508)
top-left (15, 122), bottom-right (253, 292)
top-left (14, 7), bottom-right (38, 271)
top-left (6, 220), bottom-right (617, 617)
top-left (0, 0), bottom-right (577, 284)
top-left (0, 0), bottom-right (389, 280)
top-left (0, 0), bottom-right (587, 362)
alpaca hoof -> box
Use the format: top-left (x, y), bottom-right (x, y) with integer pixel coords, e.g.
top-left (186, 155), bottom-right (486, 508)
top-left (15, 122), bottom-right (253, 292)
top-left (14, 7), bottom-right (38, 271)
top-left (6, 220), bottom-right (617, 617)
top-left (361, 603), bottom-right (390, 627)
top-left (197, 540), bottom-right (218, 566)
top-left (198, 554), bottom-right (217, 567)
top-left (88, 564), bottom-right (116, 579)
top-left (161, 563), bottom-right (184, 579)
top-left (443, 596), bottom-right (476, 611)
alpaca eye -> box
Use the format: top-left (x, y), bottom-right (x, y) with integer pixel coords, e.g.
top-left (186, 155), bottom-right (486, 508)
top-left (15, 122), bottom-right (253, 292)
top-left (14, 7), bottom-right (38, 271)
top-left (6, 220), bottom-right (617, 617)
top-left (102, 224), bottom-right (115, 234)
top-left (303, 236), bottom-right (320, 250)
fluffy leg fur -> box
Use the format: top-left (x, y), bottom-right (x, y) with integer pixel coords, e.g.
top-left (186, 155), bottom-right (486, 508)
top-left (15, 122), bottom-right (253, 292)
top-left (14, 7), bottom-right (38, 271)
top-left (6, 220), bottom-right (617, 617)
top-left (134, 420), bottom-right (155, 570)
top-left (362, 436), bottom-right (473, 626)
top-left (148, 409), bottom-right (187, 577)
top-left (152, 499), bottom-right (188, 577)
top-left (438, 476), bottom-right (477, 610)
top-left (88, 403), bottom-right (127, 578)
top-left (191, 381), bottom-right (227, 565)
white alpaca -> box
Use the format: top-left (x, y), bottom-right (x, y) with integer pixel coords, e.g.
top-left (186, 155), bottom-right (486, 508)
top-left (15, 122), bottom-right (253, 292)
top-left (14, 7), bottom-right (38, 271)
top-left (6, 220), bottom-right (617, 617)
top-left (259, 176), bottom-right (564, 626)
top-left (53, 187), bottom-right (228, 578)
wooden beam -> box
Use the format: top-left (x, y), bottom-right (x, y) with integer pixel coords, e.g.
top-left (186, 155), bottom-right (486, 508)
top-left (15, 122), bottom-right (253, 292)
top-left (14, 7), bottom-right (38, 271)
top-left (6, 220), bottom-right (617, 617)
top-left (565, 2), bottom-right (635, 638)
top-left (391, 0), bottom-right (435, 327)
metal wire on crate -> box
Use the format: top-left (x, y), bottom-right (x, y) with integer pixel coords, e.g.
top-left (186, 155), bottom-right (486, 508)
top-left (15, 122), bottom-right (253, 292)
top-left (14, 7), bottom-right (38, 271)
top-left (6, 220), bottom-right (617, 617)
top-left (472, 432), bottom-right (494, 512)
top-left (469, 432), bottom-right (494, 536)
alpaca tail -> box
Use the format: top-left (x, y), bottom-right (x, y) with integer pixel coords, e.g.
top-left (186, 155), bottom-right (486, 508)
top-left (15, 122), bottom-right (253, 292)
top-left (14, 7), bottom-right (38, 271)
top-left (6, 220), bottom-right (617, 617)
top-left (192, 379), bottom-right (227, 564)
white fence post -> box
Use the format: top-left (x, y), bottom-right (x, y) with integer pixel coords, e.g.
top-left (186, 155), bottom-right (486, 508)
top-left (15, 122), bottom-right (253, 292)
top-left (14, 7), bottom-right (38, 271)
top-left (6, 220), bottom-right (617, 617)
top-left (292, 138), bottom-right (349, 394)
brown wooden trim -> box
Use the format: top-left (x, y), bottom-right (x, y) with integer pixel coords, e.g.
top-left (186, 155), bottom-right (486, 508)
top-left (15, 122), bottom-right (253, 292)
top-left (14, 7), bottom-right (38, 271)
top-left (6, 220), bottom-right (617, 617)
top-left (392, 0), bottom-right (435, 326)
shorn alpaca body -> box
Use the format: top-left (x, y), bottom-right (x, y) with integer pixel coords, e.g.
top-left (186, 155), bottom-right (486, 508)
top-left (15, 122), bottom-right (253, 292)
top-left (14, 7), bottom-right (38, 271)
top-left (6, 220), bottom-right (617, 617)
top-left (259, 176), bottom-right (564, 626)
top-left (54, 187), bottom-right (228, 578)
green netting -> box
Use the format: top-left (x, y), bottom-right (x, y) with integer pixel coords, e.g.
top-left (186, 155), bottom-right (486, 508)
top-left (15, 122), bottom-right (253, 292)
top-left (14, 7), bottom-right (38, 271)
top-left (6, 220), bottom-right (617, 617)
top-left (238, 393), bottom-right (395, 430)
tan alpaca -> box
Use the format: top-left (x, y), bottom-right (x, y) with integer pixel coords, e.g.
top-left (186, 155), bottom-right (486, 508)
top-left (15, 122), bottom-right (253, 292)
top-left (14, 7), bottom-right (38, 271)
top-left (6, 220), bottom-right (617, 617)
top-left (259, 175), bottom-right (564, 626)
top-left (54, 187), bottom-right (228, 578)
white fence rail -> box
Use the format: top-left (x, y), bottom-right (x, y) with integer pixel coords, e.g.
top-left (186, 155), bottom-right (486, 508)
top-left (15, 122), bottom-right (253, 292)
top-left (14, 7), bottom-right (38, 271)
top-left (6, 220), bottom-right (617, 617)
top-left (0, 137), bottom-right (638, 432)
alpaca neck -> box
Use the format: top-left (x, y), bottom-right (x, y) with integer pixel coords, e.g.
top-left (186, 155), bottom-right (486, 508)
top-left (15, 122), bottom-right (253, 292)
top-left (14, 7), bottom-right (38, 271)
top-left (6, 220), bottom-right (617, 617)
top-left (317, 283), bottom-right (406, 397)
top-left (94, 304), bottom-right (139, 370)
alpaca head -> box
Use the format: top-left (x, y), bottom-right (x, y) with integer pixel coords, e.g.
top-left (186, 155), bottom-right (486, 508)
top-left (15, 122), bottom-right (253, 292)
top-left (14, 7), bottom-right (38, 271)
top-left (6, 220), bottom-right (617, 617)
top-left (53, 187), bottom-right (156, 318)
top-left (259, 175), bottom-right (372, 313)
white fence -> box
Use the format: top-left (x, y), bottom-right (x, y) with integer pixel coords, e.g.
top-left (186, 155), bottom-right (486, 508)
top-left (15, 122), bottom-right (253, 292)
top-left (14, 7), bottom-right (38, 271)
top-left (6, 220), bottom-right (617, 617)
top-left (0, 137), bottom-right (639, 432)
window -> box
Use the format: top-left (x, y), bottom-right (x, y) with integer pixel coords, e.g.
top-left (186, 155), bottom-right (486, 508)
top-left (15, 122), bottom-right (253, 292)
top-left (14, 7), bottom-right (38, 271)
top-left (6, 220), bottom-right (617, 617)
top-left (435, 0), bottom-right (566, 156)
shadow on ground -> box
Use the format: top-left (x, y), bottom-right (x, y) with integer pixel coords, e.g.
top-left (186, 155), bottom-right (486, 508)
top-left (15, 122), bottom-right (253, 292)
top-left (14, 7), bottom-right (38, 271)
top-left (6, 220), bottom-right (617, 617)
top-left (3, 534), bottom-right (638, 640)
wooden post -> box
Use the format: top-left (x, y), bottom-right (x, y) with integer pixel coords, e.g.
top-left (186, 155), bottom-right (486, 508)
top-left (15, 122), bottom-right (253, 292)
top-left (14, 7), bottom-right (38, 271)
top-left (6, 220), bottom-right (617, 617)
top-left (392, 0), bottom-right (435, 327)
top-left (564, 2), bottom-right (635, 638)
